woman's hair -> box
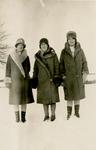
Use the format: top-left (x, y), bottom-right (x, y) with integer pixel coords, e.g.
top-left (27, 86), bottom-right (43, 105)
top-left (66, 31), bottom-right (77, 47)
top-left (67, 38), bottom-right (77, 46)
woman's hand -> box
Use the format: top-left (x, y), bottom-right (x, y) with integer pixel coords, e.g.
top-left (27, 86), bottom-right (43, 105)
top-left (60, 76), bottom-right (66, 86)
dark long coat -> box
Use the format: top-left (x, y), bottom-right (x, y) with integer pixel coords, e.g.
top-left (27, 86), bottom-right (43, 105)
top-left (60, 42), bottom-right (89, 101)
top-left (33, 48), bottom-right (60, 105)
top-left (5, 49), bottom-right (34, 105)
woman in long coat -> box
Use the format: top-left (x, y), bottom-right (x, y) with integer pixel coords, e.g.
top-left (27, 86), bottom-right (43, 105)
top-left (5, 38), bottom-right (34, 123)
top-left (32, 38), bottom-right (60, 121)
top-left (60, 31), bottom-right (89, 120)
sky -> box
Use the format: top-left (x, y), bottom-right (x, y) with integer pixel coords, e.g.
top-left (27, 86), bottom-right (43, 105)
top-left (0, 0), bottom-right (96, 74)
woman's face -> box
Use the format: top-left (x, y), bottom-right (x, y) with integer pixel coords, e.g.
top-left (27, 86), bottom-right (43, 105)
top-left (40, 43), bottom-right (48, 52)
top-left (16, 44), bottom-right (24, 53)
top-left (68, 37), bottom-right (75, 47)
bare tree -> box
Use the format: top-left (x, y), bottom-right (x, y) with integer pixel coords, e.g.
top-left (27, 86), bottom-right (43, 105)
top-left (0, 23), bottom-right (9, 64)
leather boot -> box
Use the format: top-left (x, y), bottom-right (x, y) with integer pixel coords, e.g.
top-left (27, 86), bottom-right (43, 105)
top-left (21, 111), bottom-right (26, 122)
top-left (15, 111), bottom-right (20, 122)
top-left (67, 106), bottom-right (72, 120)
top-left (74, 105), bottom-right (80, 118)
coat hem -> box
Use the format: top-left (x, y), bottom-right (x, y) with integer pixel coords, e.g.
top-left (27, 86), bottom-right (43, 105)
top-left (37, 101), bottom-right (59, 104)
top-left (64, 97), bottom-right (85, 101)
top-left (9, 101), bottom-right (34, 105)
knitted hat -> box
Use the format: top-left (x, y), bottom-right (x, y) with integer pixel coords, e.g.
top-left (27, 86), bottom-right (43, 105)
top-left (66, 31), bottom-right (77, 40)
top-left (15, 38), bottom-right (26, 48)
top-left (39, 38), bottom-right (49, 48)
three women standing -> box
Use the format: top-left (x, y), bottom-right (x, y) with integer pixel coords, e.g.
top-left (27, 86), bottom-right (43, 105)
top-left (5, 38), bottom-right (34, 123)
top-left (5, 32), bottom-right (89, 122)
top-left (32, 38), bottom-right (60, 121)
top-left (60, 31), bottom-right (89, 120)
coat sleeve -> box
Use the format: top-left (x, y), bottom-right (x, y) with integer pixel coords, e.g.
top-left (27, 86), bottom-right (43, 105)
top-left (33, 60), bottom-right (38, 78)
top-left (54, 54), bottom-right (60, 77)
top-left (25, 56), bottom-right (30, 73)
top-left (53, 53), bottom-right (63, 87)
top-left (31, 59), bottom-right (38, 89)
top-left (81, 50), bottom-right (89, 74)
top-left (22, 56), bottom-right (31, 77)
top-left (5, 55), bottom-right (12, 86)
top-left (60, 50), bottom-right (66, 78)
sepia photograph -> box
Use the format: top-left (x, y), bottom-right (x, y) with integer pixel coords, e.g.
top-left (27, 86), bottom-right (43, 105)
top-left (0, 0), bottom-right (96, 150)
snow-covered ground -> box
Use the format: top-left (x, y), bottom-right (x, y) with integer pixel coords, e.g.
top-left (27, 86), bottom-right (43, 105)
top-left (0, 85), bottom-right (96, 150)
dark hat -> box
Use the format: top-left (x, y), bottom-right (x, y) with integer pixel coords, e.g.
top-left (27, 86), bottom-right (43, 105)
top-left (15, 38), bottom-right (26, 48)
top-left (66, 31), bottom-right (77, 40)
top-left (39, 38), bottom-right (49, 48)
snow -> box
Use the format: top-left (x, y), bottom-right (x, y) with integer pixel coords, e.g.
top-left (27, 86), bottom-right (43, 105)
top-left (0, 85), bottom-right (96, 150)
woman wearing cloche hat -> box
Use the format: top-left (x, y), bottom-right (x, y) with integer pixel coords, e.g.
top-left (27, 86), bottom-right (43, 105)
top-left (5, 38), bottom-right (34, 123)
top-left (32, 38), bottom-right (61, 121)
top-left (60, 31), bottom-right (89, 120)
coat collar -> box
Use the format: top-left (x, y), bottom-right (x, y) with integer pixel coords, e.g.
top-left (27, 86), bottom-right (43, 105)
top-left (64, 42), bottom-right (81, 58)
top-left (35, 48), bottom-right (55, 78)
top-left (35, 56), bottom-right (51, 78)
top-left (37, 47), bottom-right (55, 58)
top-left (10, 49), bottom-right (27, 77)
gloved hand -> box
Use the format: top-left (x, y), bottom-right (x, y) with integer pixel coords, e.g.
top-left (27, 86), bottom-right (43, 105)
top-left (30, 77), bottom-right (38, 89)
top-left (60, 76), bottom-right (66, 86)
top-left (53, 76), bottom-right (63, 87)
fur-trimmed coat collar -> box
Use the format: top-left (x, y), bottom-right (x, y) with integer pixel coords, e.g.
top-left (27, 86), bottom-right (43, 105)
top-left (10, 49), bottom-right (27, 77)
top-left (35, 47), bottom-right (56, 59)
top-left (63, 42), bottom-right (82, 57)
top-left (35, 47), bottom-right (56, 78)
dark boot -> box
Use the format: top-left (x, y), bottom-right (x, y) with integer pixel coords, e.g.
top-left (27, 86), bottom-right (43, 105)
top-left (51, 115), bottom-right (56, 121)
top-left (51, 104), bottom-right (56, 121)
top-left (43, 116), bottom-right (49, 121)
top-left (67, 106), bottom-right (72, 120)
top-left (15, 111), bottom-right (20, 122)
top-left (21, 111), bottom-right (26, 122)
top-left (74, 105), bottom-right (80, 118)
top-left (43, 104), bottom-right (49, 121)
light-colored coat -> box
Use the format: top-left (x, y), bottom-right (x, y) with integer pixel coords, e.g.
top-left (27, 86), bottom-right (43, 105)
top-left (5, 49), bottom-right (34, 105)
